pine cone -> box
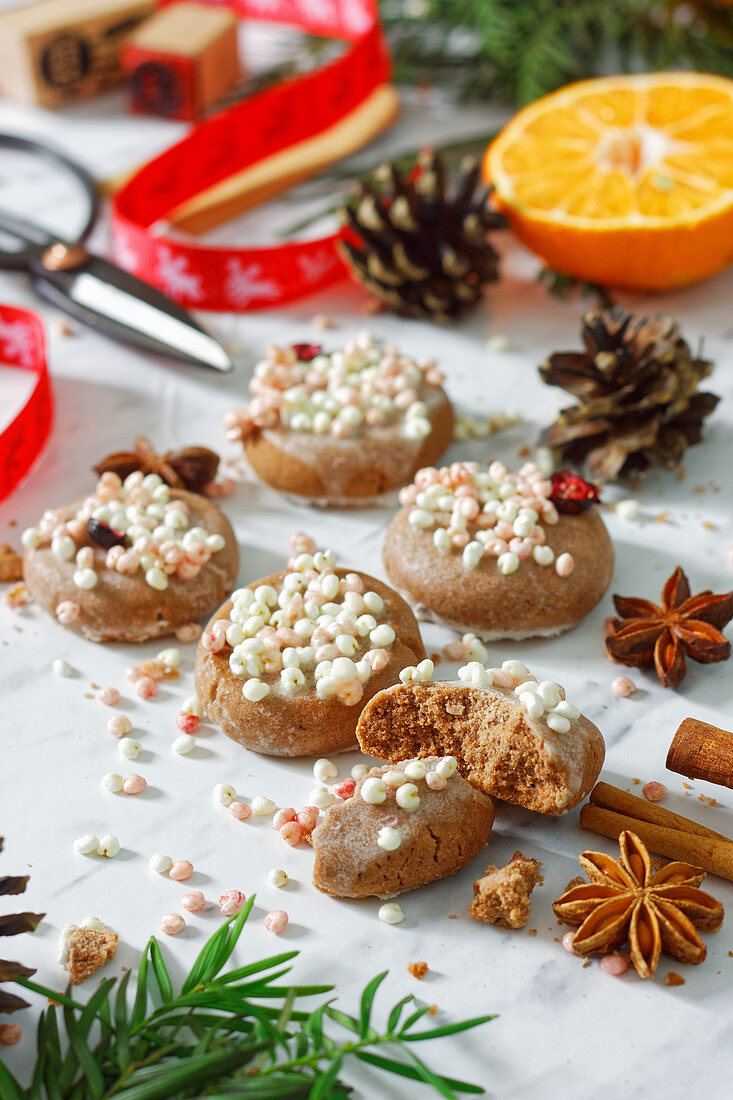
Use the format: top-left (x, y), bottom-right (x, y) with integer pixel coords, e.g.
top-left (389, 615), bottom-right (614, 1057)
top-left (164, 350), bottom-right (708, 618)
top-left (0, 837), bottom-right (43, 1014)
top-left (539, 307), bottom-right (719, 482)
top-left (338, 151), bottom-right (505, 323)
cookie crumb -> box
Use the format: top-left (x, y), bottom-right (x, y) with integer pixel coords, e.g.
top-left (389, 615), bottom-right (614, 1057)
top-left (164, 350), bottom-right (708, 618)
top-left (0, 544), bottom-right (22, 583)
top-left (427, 1004), bottom-right (438, 1016)
top-left (59, 924), bottom-right (118, 985)
top-left (5, 581), bottom-right (29, 608)
top-left (666, 972), bottom-right (685, 987)
top-left (448, 914), bottom-right (457, 919)
top-left (565, 876), bottom-right (585, 892)
top-left (698, 794), bottom-right (717, 807)
top-left (528, 928), bottom-right (537, 937)
top-left (407, 961), bottom-right (428, 980)
top-left (469, 851), bottom-right (543, 930)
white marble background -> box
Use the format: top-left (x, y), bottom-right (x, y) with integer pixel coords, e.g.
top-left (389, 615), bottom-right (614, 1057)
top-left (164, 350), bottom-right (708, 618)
top-left (1, 48), bottom-right (733, 1100)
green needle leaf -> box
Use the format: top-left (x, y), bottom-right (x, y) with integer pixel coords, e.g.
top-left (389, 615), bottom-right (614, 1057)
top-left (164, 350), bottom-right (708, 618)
top-left (148, 939), bottom-right (173, 1004)
top-left (403, 1014), bottom-right (498, 1041)
top-left (358, 971), bottom-right (387, 1037)
top-left (0, 1061), bottom-right (22, 1100)
top-left (356, 1050), bottom-right (484, 1094)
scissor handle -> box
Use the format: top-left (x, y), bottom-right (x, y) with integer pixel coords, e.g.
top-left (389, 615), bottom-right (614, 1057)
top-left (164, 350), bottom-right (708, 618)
top-left (0, 132), bottom-right (100, 269)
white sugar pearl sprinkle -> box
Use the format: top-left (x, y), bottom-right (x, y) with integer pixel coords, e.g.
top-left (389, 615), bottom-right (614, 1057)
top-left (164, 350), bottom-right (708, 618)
top-left (150, 853), bottom-right (173, 873)
top-left (172, 734), bottom-right (195, 755)
top-left (268, 868), bottom-right (288, 888)
top-left (369, 624), bottom-right (395, 647)
top-left (519, 692), bottom-right (544, 718)
top-left (378, 902), bottom-right (404, 925)
top-left (156, 647), bottom-right (182, 668)
top-left (73, 567), bottom-right (98, 589)
top-left (395, 783), bottom-right (420, 811)
top-left (351, 763), bottom-right (370, 780)
top-left (52, 658), bottom-right (73, 677)
top-left (360, 777), bottom-right (387, 804)
top-left (74, 834), bottom-right (99, 856)
top-left (547, 713), bottom-right (571, 733)
top-left (97, 834), bottom-right (120, 858)
top-left (251, 796), bottom-right (276, 816)
top-left (435, 756), bottom-right (457, 778)
top-left (313, 758), bottom-right (338, 782)
top-left (182, 696), bottom-right (203, 718)
top-left (145, 567), bottom-right (168, 591)
top-left (377, 827), bottom-right (402, 851)
top-left (243, 679), bottom-right (270, 702)
top-left (213, 783), bottom-right (236, 807)
top-left (102, 773), bottom-right (123, 793)
top-left (555, 700), bottom-right (580, 720)
top-left (404, 760), bottom-right (426, 780)
top-left (118, 737), bottom-right (140, 760)
top-left (615, 498), bottom-right (640, 522)
top-left (310, 787), bottom-right (336, 809)
top-left (497, 552), bottom-right (519, 575)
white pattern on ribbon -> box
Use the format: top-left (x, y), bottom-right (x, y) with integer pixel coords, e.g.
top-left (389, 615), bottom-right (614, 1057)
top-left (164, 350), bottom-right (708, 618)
top-left (156, 247), bottom-right (204, 301)
top-left (341, 0), bottom-right (372, 34)
top-left (298, 0), bottom-right (335, 21)
top-left (225, 259), bottom-right (280, 305)
top-left (0, 317), bottom-right (34, 367)
top-left (297, 249), bottom-right (338, 284)
top-left (113, 229), bottom-right (140, 274)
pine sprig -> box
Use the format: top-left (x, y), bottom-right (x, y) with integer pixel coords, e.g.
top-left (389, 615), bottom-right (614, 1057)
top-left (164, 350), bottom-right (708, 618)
top-left (381, 0), bottom-right (733, 105)
top-left (5, 899), bottom-right (494, 1099)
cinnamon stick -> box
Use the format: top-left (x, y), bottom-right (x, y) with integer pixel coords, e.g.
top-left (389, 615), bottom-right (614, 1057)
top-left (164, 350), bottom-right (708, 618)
top-left (579, 803), bottom-right (733, 883)
top-left (589, 781), bottom-right (727, 841)
top-left (667, 718), bottom-right (733, 790)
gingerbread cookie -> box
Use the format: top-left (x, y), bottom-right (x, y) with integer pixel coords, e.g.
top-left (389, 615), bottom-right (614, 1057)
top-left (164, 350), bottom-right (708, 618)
top-left (312, 756), bottom-right (494, 898)
top-left (223, 335), bottom-right (454, 505)
top-left (22, 471), bottom-right (238, 643)
top-left (356, 660), bottom-right (605, 815)
top-left (469, 851), bottom-right (543, 929)
top-left (383, 462), bottom-right (613, 639)
top-left (195, 546), bottom-right (425, 757)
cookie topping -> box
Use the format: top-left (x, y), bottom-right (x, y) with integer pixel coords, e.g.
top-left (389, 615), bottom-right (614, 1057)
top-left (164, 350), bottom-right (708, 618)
top-left (453, 661), bottom-right (579, 734)
top-left (223, 333), bottom-right (445, 443)
top-left (549, 470), bottom-right (600, 514)
top-left (23, 471), bottom-right (228, 595)
top-left (399, 460), bottom-right (575, 575)
top-left (212, 548), bottom-right (397, 706)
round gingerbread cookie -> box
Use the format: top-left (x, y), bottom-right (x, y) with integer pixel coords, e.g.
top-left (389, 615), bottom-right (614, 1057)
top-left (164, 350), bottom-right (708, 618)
top-left (194, 548), bottom-right (426, 757)
top-left (223, 334), bottom-right (454, 505)
top-left (383, 461), bottom-right (613, 639)
top-left (22, 471), bottom-right (239, 643)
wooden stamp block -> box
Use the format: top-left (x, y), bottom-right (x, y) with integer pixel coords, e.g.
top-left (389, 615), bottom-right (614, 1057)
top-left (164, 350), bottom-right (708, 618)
top-left (122, 2), bottom-right (240, 120)
top-left (0, 0), bottom-right (155, 108)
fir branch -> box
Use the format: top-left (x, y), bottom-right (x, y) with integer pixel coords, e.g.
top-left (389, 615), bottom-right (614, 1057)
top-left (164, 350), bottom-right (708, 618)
top-left (6, 901), bottom-right (495, 1099)
top-left (381, 0), bottom-right (733, 105)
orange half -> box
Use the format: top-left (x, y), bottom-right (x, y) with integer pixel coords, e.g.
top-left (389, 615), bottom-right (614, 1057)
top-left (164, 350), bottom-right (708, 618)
top-left (484, 72), bottom-right (733, 290)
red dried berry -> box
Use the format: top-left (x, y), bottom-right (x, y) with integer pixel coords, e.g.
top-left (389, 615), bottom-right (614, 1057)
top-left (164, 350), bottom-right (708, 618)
top-left (87, 518), bottom-right (127, 549)
top-left (291, 343), bottom-right (322, 362)
top-left (549, 470), bottom-right (600, 515)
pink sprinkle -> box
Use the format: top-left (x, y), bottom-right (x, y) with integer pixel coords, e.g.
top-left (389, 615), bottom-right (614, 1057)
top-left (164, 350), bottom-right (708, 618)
top-left (56, 600), bottom-right (80, 624)
top-left (97, 686), bottom-right (120, 706)
top-left (230, 801), bottom-right (252, 821)
top-left (273, 807), bottom-right (296, 829)
top-left (425, 772), bottom-right (447, 791)
top-left (0, 1023), bottom-right (23, 1045)
top-left (135, 676), bottom-right (158, 700)
top-left (442, 640), bottom-right (467, 660)
top-left (204, 477), bottom-right (235, 499)
top-left (180, 891), bottom-right (206, 912)
top-left (122, 773), bottom-right (146, 796)
top-left (344, 573), bottom-right (364, 593)
top-left (555, 553), bottom-right (574, 578)
top-left (612, 675), bottom-right (636, 698)
top-left (169, 860), bottom-right (193, 882)
top-left (176, 622), bottom-right (202, 644)
top-left (126, 666), bottom-right (142, 684)
top-left (296, 807), bottom-right (318, 833)
top-left (562, 931), bottom-right (577, 955)
top-left (176, 713), bottom-right (200, 734)
top-left (160, 913), bottom-right (185, 936)
top-left (107, 715), bottom-right (132, 738)
top-left (337, 679), bottom-right (364, 706)
top-left (642, 781), bottom-right (667, 803)
top-left (264, 909), bottom-right (288, 934)
top-left (280, 820), bottom-right (304, 846)
top-left (290, 531), bottom-right (316, 555)
top-left (334, 779), bottom-right (356, 800)
top-left (600, 953), bottom-right (628, 976)
top-left (219, 890), bottom-right (246, 916)
top-left (76, 546), bottom-right (94, 570)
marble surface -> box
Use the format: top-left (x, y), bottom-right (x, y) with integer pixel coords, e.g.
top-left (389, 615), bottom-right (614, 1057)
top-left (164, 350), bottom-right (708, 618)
top-left (1, 79), bottom-right (733, 1100)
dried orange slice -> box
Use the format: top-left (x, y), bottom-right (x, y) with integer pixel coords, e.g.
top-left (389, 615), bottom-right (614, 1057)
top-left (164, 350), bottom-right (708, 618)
top-left (484, 72), bottom-right (733, 290)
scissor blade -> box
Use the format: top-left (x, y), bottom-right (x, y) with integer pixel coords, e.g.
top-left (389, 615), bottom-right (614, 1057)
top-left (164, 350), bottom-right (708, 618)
top-left (32, 255), bottom-right (232, 372)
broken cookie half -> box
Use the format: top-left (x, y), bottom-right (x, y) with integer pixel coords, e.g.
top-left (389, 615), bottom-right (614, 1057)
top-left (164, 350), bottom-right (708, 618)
top-left (58, 917), bottom-right (118, 985)
top-left (312, 756), bottom-right (494, 899)
top-left (355, 660), bottom-right (604, 815)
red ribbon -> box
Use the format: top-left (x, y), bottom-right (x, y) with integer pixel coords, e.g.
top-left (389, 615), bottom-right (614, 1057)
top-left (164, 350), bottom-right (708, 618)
top-left (111, 0), bottom-right (389, 312)
top-left (0, 304), bottom-right (53, 504)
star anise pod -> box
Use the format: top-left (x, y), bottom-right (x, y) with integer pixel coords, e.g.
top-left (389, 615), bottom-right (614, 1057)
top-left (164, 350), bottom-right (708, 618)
top-left (94, 437), bottom-right (220, 495)
top-left (606, 566), bottom-right (733, 688)
top-left (553, 830), bottom-right (724, 979)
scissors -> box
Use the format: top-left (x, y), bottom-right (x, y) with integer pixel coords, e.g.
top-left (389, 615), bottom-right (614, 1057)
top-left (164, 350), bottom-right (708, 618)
top-left (0, 133), bottom-right (231, 372)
